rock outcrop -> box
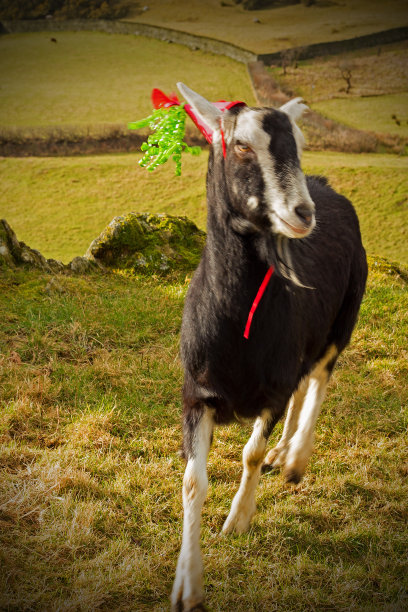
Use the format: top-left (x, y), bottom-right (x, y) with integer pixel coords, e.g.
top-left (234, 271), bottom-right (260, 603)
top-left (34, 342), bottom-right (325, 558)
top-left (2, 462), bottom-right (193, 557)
top-left (0, 214), bottom-right (205, 275)
top-left (0, 219), bottom-right (67, 272)
top-left (85, 213), bottom-right (205, 274)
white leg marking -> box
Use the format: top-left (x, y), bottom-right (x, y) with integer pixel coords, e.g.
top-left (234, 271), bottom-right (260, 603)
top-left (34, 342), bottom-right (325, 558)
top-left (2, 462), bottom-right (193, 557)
top-left (171, 408), bottom-right (214, 611)
top-left (284, 345), bottom-right (338, 483)
top-left (222, 409), bottom-right (271, 535)
top-left (263, 378), bottom-right (309, 469)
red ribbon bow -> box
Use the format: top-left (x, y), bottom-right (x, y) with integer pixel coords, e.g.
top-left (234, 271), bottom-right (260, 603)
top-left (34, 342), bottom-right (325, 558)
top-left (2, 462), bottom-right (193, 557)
top-left (151, 88), bottom-right (246, 153)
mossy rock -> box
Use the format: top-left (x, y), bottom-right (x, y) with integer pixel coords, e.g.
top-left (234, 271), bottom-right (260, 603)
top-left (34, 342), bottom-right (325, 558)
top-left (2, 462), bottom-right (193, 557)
top-left (368, 255), bottom-right (408, 282)
top-left (85, 213), bottom-right (206, 275)
top-left (0, 218), bottom-right (96, 274)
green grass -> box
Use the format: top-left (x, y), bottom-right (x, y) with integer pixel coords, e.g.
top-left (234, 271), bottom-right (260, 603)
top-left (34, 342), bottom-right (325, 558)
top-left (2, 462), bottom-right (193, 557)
top-left (0, 31), bottom-right (255, 131)
top-left (1, 151), bottom-right (407, 265)
top-left (127, 0), bottom-right (408, 55)
top-left (1, 9), bottom-right (407, 610)
top-left (313, 94), bottom-right (408, 137)
top-left (0, 258), bottom-right (407, 611)
top-left (269, 43), bottom-right (408, 138)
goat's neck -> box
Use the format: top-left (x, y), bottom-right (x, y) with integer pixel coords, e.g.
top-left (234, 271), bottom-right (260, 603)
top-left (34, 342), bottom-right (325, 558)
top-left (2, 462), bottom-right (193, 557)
top-left (205, 158), bottom-right (275, 288)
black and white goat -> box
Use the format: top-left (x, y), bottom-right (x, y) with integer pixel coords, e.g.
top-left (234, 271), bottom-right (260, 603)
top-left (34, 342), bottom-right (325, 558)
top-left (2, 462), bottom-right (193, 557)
top-left (171, 83), bottom-right (367, 611)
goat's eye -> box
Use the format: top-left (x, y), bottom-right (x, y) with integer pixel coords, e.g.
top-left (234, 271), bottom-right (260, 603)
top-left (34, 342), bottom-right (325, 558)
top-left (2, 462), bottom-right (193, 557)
top-left (234, 143), bottom-right (254, 158)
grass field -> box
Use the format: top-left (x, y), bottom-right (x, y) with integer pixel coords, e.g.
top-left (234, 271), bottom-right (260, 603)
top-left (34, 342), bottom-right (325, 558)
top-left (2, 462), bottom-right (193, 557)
top-left (270, 43), bottom-right (408, 137)
top-left (312, 94), bottom-right (408, 138)
top-left (0, 256), bottom-right (407, 610)
top-left (127, 0), bottom-right (408, 55)
top-left (1, 11), bottom-right (408, 610)
top-left (1, 31), bottom-right (407, 154)
top-left (1, 151), bottom-right (407, 265)
top-left (0, 31), bottom-right (255, 132)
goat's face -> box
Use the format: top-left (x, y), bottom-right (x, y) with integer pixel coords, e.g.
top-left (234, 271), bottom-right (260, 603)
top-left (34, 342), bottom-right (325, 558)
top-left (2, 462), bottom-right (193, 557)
top-left (178, 83), bottom-right (316, 239)
top-left (224, 106), bottom-right (315, 238)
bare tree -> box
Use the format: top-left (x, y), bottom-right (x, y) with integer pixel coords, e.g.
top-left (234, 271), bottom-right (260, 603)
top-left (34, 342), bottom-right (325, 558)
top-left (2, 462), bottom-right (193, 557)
top-left (337, 59), bottom-right (355, 94)
top-left (280, 47), bottom-right (304, 75)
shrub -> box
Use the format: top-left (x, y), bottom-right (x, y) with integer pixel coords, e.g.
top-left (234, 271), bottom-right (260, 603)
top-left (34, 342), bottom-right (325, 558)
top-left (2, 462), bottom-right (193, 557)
top-left (0, 0), bottom-right (131, 20)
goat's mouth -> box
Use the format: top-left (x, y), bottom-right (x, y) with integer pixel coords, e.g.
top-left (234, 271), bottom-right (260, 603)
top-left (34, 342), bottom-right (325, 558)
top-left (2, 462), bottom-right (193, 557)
top-left (277, 215), bottom-right (313, 238)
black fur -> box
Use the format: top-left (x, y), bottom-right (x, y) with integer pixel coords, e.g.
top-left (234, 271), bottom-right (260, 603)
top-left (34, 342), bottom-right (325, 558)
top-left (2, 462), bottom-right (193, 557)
top-left (180, 108), bottom-right (367, 459)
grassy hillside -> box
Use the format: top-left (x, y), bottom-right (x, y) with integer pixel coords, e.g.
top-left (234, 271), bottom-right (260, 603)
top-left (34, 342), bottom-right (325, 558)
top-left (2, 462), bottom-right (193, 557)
top-left (126, 0), bottom-right (408, 55)
top-left (313, 94), bottom-right (408, 138)
top-left (0, 31), bottom-right (256, 133)
top-left (0, 257), bottom-right (407, 610)
top-left (1, 151), bottom-right (407, 265)
top-left (270, 43), bottom-right (408, 138)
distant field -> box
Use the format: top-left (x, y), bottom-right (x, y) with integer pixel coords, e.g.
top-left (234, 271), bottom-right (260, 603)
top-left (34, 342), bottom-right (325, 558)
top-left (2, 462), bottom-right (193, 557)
top-left (127, 0), bottom-right (408, 55)
top-left (0, 31), bottom-right (255, 132)
top-left (313, 93), bottom-right (408, 137)
top-left (270, 43), bottom-right (408, 137)
top-left (1, 151), bottom-right (407, 265)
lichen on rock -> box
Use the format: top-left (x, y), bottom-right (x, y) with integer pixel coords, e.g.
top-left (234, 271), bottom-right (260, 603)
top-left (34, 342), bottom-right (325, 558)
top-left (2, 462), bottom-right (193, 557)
top-left (1, 214), bottom-right (206, 277)
top-left (84, 213), bottom-right (205, 274)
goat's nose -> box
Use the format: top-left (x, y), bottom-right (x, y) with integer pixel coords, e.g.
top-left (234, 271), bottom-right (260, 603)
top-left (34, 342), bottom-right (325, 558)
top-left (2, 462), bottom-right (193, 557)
top-left (295, 203), bottom-right (314, 227)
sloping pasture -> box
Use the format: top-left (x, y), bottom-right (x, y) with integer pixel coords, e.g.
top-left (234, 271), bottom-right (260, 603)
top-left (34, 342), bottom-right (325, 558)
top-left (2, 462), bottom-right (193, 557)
top-left (1, 151), bottom-right (407, 265)
top-left (0, 31), bottom-right (256, 134)
top-left (270, 42), bottom-right (408, 140)
top-left (0, 258), bottom-right (407, 610)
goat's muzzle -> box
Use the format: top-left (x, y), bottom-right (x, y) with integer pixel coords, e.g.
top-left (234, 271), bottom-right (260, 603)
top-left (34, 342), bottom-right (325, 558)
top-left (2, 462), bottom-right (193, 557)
top-left (295, 203), bottom-right (314, 229)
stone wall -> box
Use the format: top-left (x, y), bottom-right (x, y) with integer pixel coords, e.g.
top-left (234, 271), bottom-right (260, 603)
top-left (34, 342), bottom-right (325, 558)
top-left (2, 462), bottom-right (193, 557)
top-left (259, 26), bottom-right (408, 64)
top-left (1, 19), bottom-right (406, 65)
top-left (0, 19), bottom-right (257, 64)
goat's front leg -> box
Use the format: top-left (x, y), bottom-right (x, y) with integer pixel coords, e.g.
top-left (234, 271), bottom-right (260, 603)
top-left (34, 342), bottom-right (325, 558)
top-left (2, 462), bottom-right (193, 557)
top-left (171, 406), bottom-right (214, 612)
top-left (222, 409), bottom-right (274, 535)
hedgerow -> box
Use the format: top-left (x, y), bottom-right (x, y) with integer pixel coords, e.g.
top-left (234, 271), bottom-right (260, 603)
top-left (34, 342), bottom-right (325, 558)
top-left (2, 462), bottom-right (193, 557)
top-left (0, 0), bottom-right (131, 20)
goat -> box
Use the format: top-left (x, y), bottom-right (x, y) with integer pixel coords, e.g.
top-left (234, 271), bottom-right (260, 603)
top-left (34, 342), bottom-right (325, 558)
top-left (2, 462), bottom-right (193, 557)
top-left (171, 83), bottom-right (367, 611)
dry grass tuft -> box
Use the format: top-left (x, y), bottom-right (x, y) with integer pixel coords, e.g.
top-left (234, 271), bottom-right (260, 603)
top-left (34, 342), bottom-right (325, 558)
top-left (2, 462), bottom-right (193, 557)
top-left (0, 246), bottom-right (407, 610)
top-left (67, 409), bottom-right (120, 452)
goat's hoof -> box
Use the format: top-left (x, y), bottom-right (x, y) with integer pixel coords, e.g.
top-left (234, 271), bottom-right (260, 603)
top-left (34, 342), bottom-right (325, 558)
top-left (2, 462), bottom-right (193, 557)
top-left (261, 462), bottom-right (279, 474)
top-left (171, 598), bottom-right (206, 612)
top-left (284, 468), bottom-right (302, 484)
top-left (263, 445), bottom-right (287, 471)
top-left (171, 572), bottom-right (205, 612)
top-left (222, 515), bottom-right (249, 535)
top-left (222, 507), bottom-right (254, 535)
top-left (173, 604), bottom-right (207, 612)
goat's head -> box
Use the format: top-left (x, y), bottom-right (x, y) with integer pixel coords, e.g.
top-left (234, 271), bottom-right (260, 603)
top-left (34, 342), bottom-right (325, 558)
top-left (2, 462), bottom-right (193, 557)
top-left (178, 83), bottom-right (316, 240)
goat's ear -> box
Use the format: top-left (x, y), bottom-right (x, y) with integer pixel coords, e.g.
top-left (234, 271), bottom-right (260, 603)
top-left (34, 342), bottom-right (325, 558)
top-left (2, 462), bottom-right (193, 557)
top-left (280, 97), bottom-right (308, 158)
top-left (280, 97), bottom-right (308, 122)
top-left (177, 82), bottom-right (222, 132)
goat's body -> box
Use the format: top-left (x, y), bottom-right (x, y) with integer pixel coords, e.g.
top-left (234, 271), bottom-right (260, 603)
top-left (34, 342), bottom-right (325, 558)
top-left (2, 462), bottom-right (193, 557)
top-left (181, 173), bottom-right (366, 429)
top-left (171, 85), bottom-right (367, 611)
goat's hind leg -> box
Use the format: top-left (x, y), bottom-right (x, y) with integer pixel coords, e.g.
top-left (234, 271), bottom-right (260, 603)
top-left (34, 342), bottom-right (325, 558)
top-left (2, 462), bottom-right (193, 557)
top-left (283, 344), bottom-right (338, 484)
top-left (171, 406), bottom-right (214, 612)
top-left (223, 409), bottom-right (274, 535)
top-left (262, 379), bottom-right (309, 474)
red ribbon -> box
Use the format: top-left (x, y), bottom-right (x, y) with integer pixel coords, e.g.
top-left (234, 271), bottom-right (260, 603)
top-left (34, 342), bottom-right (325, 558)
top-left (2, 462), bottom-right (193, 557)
top-left (151, 88), bottom-right (245, 150)
top-left (244, 266), bottom-right (275, 339)
top-left (220, 128), bottom-right (227, 158)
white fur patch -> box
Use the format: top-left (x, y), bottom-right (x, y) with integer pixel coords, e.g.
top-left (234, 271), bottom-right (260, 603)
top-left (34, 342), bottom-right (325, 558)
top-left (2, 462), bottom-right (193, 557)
top-left (222, 409), bottom-right (271, 534)
top-left (247, 196), bottom-right (259, 210)
top-left (284, 345), bottom-right (338, 479)
top-left (171, 408), bottom-right (214, 610)
top-left (280, 97), bottom-right (308, 157)
top-left (234, 109), bottom-right (315, 240)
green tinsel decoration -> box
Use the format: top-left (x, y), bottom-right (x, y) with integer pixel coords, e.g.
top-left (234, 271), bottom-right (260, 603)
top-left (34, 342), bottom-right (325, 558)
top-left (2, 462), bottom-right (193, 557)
top-left (128, 104), bottom-right (201, 176)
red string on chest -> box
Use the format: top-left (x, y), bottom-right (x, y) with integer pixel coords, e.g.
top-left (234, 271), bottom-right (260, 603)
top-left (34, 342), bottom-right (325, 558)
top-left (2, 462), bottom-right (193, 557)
top-left (243, 265), bottom-right (275, 339)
